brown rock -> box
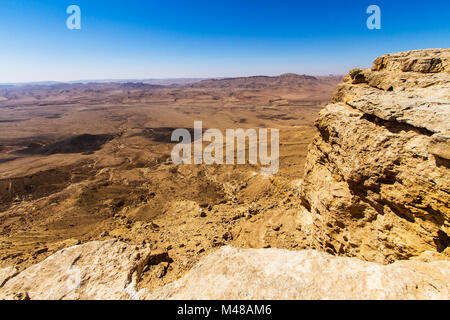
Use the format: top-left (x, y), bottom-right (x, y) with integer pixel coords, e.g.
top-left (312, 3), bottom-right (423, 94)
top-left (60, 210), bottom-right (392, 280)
top-left (298, 49), bottom-right (450, 263)
top-left (153, 262), bottom-right (169, 278)
top-left (372, 49), bottom-right (450, 73)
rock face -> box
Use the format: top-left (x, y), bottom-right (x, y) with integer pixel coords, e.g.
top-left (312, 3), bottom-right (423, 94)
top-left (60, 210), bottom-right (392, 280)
top-left (149, 246), bottom-right (449, 300)
top-left (299, 49), bottom-right (450, 263)
top-left (0, 240), bottom-right (154, 300)
top-left (371, 49), bottom-right (450, 73)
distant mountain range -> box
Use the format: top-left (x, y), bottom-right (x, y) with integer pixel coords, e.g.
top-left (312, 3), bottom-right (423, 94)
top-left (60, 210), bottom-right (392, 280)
top-left (0, 78), bottom-right (207, 87)
top-left (0, 74), bottom-right (342, 88)
top-left (188, 73), bottom-right (342, 89)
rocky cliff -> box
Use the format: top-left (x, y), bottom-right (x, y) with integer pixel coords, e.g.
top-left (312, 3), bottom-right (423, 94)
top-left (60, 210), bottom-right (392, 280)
top-left (298, 49), bottom-right (450, 263)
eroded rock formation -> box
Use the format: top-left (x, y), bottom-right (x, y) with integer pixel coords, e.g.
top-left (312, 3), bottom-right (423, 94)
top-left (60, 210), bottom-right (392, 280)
top-left (149, 246), bottom-right (449, 300)
top-left (0, 240), bottom-right (155, 300)
top-left (299, 49), bottom-right (450, 263)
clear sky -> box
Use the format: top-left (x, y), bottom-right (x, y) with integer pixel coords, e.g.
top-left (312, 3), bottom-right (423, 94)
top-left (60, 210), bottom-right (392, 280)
top-left (0, 0), bottom-right (449, 83)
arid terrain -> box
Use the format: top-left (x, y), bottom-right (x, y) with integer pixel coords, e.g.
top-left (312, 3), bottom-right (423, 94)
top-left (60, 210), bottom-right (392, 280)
top-left (0, 73), bottom-right (340, 291)
top-left (0, 49), bottom-right (449, 300)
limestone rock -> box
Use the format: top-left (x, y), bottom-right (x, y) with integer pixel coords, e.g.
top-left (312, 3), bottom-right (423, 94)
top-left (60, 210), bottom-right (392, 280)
top-left (149, 246), bottom-right (449, 300)
top-left (0, 240), bottom-right (152, 300)
top-left (0, 267), bottom-right (18, 288)
top-left (299, 49), bottom-right (450, 263)
top-left (371, 49), bottom-right (450, 73)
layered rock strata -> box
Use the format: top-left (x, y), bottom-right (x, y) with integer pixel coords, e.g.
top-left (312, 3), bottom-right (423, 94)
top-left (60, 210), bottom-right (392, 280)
top-left (299, 49), bottom-right (450, 263)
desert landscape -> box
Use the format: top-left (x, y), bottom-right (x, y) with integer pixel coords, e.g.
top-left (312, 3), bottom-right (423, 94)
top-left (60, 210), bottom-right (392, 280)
top-left (0, 49), bottom-right (449, 300)
top-left (0, 73), bottom-right (340, 292)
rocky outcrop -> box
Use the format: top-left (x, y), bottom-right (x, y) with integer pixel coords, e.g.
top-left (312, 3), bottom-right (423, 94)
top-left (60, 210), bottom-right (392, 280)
top-left (298, 49), bottom-right (450, 263)
top-left (371, 49), bottom-right (450, 73)
top-left (3, 243), bottom-right (447, 300)
top-left (0, 240), bottom-right (156, 300)
top-left (149, 246), bottom-right (449, 300)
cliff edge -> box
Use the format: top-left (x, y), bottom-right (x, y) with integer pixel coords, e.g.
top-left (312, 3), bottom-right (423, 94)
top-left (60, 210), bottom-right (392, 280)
top-left (299, 49), bottom-right (450, 263)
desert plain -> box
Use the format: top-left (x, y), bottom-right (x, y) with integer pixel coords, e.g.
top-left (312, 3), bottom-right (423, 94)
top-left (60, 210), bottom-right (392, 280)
top-left (0, 74), bottom-right (341, 291)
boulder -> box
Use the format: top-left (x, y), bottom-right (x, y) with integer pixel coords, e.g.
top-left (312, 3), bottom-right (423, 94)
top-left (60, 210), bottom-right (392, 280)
top-left (149, 246), bottom-right (449, 300)
top-left (0, 240), bottom-right (152, 300)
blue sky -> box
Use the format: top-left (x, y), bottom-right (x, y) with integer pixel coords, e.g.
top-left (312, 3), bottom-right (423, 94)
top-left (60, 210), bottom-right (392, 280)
top-left (0, 0), bottom-right (449, 82)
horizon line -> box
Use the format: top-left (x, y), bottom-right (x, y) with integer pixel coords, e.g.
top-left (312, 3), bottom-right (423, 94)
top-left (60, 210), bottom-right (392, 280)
top-left (0, 73), bottom-right (345, 86)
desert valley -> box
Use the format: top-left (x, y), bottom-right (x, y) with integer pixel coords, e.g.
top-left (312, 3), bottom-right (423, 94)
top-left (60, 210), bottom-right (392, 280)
top-left (0, 49), bottom-right (449, 299)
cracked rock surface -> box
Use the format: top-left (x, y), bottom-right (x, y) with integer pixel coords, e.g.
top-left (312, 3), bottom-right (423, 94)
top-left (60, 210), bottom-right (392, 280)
top-left (0, 240), bottom-right (152, 300)
top-left (299, 49), bottom-right (450, 263)
top-left (148, 246), bottom-right (449, 300)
